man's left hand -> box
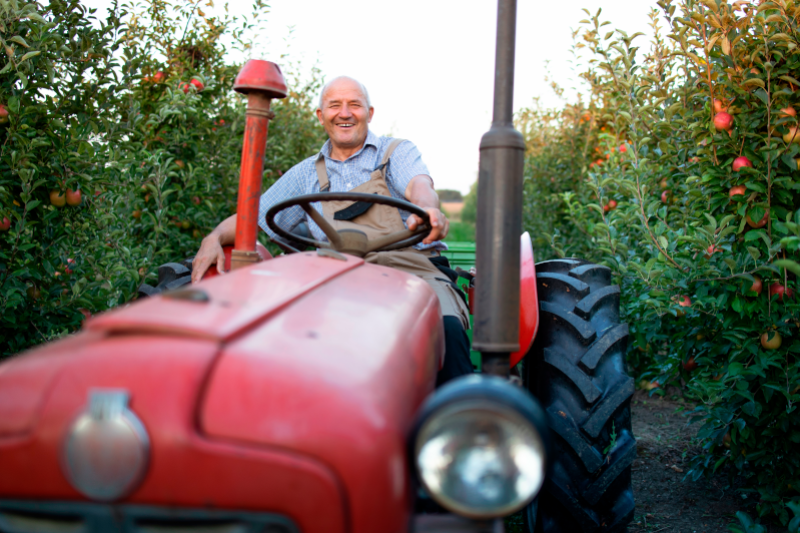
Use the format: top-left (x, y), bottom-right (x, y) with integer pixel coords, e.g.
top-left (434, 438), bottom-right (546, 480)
top-left (407, 207), bottom-right (449, 245)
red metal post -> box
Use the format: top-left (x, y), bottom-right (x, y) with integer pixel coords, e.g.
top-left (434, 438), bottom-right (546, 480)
top-left (231, 60), bottom-right (287, 270)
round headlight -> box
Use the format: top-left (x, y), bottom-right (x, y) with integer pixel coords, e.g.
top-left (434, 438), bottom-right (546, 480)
top-left (412, 376), bottom-right (548, 518)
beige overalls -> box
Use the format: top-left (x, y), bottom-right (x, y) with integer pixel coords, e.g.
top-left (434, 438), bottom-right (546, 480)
top-left (314, 139), bottom-right (470, 331)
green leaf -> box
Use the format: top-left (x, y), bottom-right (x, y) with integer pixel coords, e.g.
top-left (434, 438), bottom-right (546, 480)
top-left (18, 51), bottom-right (40, 62)
top-left (743, 78), bottom-right (765, 89)
top-left (775, 259), bottom-right (800, 276)
top-left (8, 36), bottom-right (29, 48)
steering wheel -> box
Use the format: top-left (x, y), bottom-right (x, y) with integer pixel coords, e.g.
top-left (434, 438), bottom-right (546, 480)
top-left (265, 192), bottom-right (431, 257)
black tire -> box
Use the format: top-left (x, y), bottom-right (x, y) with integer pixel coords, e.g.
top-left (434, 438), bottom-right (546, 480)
top-left (522, 258), bottom-right (635, 533)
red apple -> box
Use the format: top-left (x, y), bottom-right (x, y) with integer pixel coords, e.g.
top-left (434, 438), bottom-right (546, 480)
top-left (749, 275), bottom-right (763, 296)
top-left (175, 159), bottom-right (185, 169)
top-left (50, 190), bottom-right (66, 207)
top-left (729, 185), bottom-right (747, 199)
top-left (714, 111), bottom-right (734, 131)
top-left (0, 104), bottom-right (9, 125)
top-left (608, 199), bottom-right (617, 210)
top-left (603, 204), bottom-right (610, 213)
top-left (713, 98), bottom-right (728, 113)
top-left (682, 357), bottom-right (698, 371)
top-left (182, 78), bottom-right (205, 93)
top-left (0, 216), bottom-right (9, 231)
top-left (153, 71), bottom-right (165, 83)
top-left (746, 208), bottom-right (769, 228)
top-left (192, 196), bottom-right (201, 205)
top-left (732, 156), bottom-right (753, 172)
top-left (65, 189), bottom-right (82, 206)
top-left (770, 282), bottom-right (794, 301)
top-left (661, 190), bottom-right (671, 203)
top-left (705, 244), bottom-right (721, 258)
top-left (780, 106), bottom-right (797, 118)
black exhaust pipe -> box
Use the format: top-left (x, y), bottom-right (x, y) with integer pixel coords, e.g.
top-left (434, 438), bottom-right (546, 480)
top-left (473, 0), bottom-right (525, 377)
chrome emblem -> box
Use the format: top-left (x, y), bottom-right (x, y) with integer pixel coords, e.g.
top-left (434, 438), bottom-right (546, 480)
top-left (62, 389), bottom-right (150, 501)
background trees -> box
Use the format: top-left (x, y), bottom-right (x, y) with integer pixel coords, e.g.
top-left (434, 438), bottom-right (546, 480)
top-left (0, 0), bottom-right (325, 355)
top-left (519, 0), bottom-right (800, 524)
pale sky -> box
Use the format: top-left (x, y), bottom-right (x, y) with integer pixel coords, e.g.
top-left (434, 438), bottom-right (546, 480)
top-left (84, 0), bottom-right (660, 194)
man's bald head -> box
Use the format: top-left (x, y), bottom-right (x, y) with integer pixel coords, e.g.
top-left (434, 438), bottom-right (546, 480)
top-left (318, 76), bottom-right (371, 110)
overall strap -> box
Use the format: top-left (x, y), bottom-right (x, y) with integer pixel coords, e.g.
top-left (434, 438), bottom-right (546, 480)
top-left (315, 153), bottom-right (330, 192)
top-left (374, 138), bottom-right (405, 174)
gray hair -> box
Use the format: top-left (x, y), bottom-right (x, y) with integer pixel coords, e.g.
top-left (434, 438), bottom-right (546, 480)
top-left (318, 76), bottom-right (371, 109)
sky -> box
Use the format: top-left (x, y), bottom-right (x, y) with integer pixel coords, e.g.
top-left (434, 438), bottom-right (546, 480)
top-left (83, 0), bottom-right (662, 194)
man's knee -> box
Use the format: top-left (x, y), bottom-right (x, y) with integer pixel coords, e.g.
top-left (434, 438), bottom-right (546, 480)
top-left (436, 316), bottom-right (474, 387)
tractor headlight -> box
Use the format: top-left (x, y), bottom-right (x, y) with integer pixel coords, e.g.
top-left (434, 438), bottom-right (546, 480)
top-left (411, 375), bottom-right (549, 519)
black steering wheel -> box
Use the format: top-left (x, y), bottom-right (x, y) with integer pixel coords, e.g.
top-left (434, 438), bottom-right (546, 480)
top-left (265, 192), bottom-right (431, 257)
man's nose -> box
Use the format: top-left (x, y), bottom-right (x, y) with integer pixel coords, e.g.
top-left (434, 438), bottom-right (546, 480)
top-left (338, 104), bottom-right (353, 118)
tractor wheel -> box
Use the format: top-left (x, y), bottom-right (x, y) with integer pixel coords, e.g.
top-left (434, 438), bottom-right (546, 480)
top-left (522, 258), bottom-right (635, 533)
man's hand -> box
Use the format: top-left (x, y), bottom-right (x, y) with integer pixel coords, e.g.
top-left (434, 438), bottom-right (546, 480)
top-left (404, 175), bottom-right (448, 245)
top-left (190, 214), bottom-right (237, 283)
top-left (407, 208), bottom-right (449, 245)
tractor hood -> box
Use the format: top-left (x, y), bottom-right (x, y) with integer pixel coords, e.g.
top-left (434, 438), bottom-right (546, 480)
top-left (0, 252), bottom-right (444, 533)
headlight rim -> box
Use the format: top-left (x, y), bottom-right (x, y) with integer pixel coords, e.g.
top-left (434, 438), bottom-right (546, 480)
top-left (408, 375), bottom-right (551, 519)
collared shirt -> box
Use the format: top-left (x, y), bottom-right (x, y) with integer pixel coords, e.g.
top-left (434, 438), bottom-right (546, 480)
top-left (257, 130), bottom-right (445, 250)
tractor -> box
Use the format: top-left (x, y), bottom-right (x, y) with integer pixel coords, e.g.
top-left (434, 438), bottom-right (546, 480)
top-left (0, 0), bottom-right (635, 531)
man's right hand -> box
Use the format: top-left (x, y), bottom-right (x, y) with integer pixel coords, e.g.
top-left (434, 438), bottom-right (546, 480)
top-left (191, 235), bottom-right (227, 284)
top-left (191, 214), bottom-right (238, 283)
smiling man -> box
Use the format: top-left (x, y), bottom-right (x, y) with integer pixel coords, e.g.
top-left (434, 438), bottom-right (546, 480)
top-left (191, 76), bottom-right (473, 385)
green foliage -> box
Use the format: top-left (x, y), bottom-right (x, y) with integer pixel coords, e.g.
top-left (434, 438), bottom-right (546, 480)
top-left (461, 180), bottom-right (477, 225)
top-left (519, 0), bottom-right (800, 524)
top-left (0, 0), bottom-right (325, 356)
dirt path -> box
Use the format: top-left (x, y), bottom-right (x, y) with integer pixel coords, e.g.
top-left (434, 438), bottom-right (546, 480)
top-left (508, 390), bottom-right (776, 532)
top-left (631, 390), bottom-right (742, 532)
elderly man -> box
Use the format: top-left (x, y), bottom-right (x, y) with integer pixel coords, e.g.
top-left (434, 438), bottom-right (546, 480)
top-left (191, 76), bottom-right (472, 385)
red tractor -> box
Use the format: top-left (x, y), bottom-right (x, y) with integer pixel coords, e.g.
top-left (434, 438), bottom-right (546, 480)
top-left (0, 1), bottom-right (635, 531)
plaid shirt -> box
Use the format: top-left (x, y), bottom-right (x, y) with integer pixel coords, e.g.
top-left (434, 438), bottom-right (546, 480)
top-left (257, 130), bottom-right (445, 250)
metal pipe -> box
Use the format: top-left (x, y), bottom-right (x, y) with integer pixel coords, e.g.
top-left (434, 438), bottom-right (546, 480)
top-left (230, 60), bottom-right (287, 270)
top-left (473, 0), bottom-right (524, 377)
top-left (232, 92), bottom-right (273, 269)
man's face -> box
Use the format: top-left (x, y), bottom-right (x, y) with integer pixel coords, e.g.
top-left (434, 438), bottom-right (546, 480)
top-left (316, 79), bottom-right (374, 153)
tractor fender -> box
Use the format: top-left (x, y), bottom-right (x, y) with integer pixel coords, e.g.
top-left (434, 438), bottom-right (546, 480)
top-left (510, 231), bottom-right (538, 368)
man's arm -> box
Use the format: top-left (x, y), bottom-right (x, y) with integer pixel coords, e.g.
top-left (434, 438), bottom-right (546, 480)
top-left (405, 174), bottom-right (449, 245)
top-left (191, 214), bottom-right (236, 283)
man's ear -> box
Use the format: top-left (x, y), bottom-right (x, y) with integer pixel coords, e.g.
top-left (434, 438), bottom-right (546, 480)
top-left (316, 108), bottom-right (323, 124)
top-left (368, 107), bottom-right (374, 123)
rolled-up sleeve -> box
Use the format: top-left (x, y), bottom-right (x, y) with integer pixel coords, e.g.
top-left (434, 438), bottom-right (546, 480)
top-left (257, 163), bottom-right (308, 240)
top-left (385, 141), bottom-right (431, 199)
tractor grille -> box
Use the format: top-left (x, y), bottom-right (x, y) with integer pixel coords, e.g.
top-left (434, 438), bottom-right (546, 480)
top-left (0, 501), bottom-right (298, 533)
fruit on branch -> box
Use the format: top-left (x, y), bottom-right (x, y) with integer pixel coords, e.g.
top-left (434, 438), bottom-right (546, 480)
top-left (732, 156), bottom-right (753, 171)
top-left (66, 189), bottom-right (82, 206)
top-left (770, 282), bottom-right (793, 301)
top-left (181, 78), bottom-right (205, 94)
top-left (729, 185), bottom-right (747, 199)
top-left (0, 104), bottom-right (9, 125)
top-left (746, 208), bottom-right (768, 228)
top-left (761, 330), bottom-right (782, 350)
top-left (714, 111), bottom-right (734, 131)
top-left (192, 196), bottom-right (201, 205)
top-left (749, 275), bottom-right (762, 296)
top-left (49, 190), bottom-right (66, 207)
top-left (153, 71), bottom-right (165, 83)
top-left (0, 216), bottom-right (9, 231)
top-left (682, 357), bottom-right (698, 371)
top-left (661, 190), bottom-right (671, 203)
top-left (705, 244), bottom-right (721, 258)
top-left (713, 98), bottom-right (728, 113)
top-left (175, 159), bottom-right (185, 169)
top-left (784, 126), bottom-right (800, 144)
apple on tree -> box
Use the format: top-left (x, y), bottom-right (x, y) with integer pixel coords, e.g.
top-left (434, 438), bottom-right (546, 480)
top-left (746, 207), bottom-right (768, 228)
top-left (761, 330), bottom-right (782, 350)
top-left (714, 111), bottom-right (734, 131)
top-left (0, 216), bottom-right (9, 231)
top-left (49, 190), bottom-right (66, 208)
top-left (748, 275), bottom-right (762, 296)
top-left (732, 156), bottom-right (753, 172)
top-left (729, 185), bottom-right (747, 199)
top-left (770, 282), bottom-right (794, 301)
top-left (0, 104), bottom-right (9, 125)
top-left (66, 189), bottom-right (81, 206)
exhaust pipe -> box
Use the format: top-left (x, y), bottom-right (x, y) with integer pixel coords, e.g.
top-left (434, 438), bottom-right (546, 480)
top-left (473, 0), bottom-right (525, 377)
top-left (230, 60), bottom-right (287, 270)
